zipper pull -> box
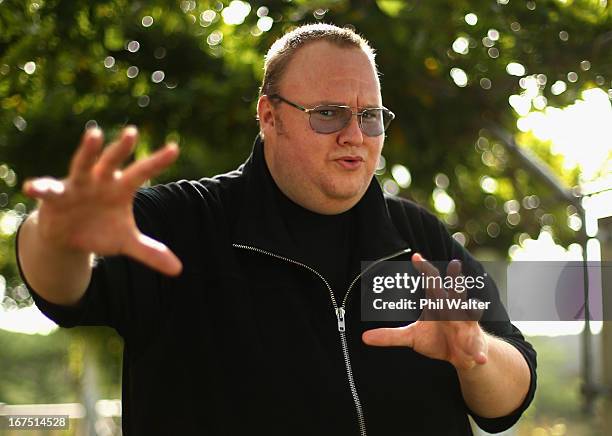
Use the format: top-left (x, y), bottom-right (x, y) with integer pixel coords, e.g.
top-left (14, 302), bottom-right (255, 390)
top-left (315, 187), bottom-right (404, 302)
top-left (335, 307), bottom-right (346, 332)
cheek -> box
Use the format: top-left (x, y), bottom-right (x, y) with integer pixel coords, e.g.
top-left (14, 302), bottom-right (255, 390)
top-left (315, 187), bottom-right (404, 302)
top-left (292, 139), bottom-right (329, 170)
top-left (279, 146), bottom-right (320, 184)
top-left (368, 142), bottom-right (384, 170)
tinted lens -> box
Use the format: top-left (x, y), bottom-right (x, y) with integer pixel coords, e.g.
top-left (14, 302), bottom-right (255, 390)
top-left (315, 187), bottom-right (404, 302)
top-left (360, 109), bottom-right (384, 136)
top-left (361, 108), bottom-right (394, 137)
top-left (309, 106), bottom-right (352, 134)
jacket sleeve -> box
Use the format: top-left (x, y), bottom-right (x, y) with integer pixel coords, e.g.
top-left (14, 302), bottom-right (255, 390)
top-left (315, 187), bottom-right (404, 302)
top-left (390, 198), bottom-right (537, 433)
top-left (15, 182), bottom-right (195, 349)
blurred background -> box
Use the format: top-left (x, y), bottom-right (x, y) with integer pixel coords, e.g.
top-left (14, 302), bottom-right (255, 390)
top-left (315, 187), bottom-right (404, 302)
top-left (0, 0), bottom-right (611, 435)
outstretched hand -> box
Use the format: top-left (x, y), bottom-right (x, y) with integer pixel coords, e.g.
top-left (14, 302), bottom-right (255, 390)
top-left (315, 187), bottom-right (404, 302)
top-left (362, 253), bottom-right (488, 370)
top-left (23, 126), bottom-right (182, 276)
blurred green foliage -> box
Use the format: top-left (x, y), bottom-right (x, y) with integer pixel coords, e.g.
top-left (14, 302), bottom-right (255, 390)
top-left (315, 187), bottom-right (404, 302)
top-left (519, 334), bottom-right (608, 436)
top-left (0, 328), bottom-right (78, 404)
top-left (0, 0), bottom-right (610, 301)
top-left (0, 327), bottom-right (122, 404)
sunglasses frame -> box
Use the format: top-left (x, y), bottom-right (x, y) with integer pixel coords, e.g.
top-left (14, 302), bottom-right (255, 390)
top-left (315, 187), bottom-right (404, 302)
top-left (267, 94), bottom-right (395, 137)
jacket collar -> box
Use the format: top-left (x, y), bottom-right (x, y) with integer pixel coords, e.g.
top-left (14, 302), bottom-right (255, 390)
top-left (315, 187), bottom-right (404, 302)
top-left (232, 135), bottom-right (409, 264)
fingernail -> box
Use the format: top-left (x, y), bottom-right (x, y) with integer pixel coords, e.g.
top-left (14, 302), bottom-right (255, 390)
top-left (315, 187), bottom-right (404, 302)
top-left (30, 179), bottom-right (65, 194)
top-left (124, 125), bottom-right (138, 136)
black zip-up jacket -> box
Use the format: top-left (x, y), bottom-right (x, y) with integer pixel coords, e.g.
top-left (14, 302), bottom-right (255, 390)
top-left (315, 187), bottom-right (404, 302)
top-left (18, 136), bottom-right (536, 435)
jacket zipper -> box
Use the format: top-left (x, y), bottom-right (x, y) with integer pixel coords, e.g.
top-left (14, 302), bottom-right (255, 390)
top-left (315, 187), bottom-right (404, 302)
top-left (233, 243), bottom-right (411, 436)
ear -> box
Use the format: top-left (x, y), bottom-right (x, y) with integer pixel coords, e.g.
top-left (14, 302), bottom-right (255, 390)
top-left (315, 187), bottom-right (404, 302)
top-left (257, 95), bottom-right (275, 136)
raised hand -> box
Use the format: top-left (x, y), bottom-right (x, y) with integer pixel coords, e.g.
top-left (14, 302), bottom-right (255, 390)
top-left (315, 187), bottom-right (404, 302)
top-left (362, 253), bottom-right (488, 370)
top-left (23, 126), bottom-right (182, 276)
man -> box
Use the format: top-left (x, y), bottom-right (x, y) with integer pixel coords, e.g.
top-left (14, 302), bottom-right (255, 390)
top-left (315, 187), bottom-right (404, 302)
top-left (17, 24), bottom-right (535, 435)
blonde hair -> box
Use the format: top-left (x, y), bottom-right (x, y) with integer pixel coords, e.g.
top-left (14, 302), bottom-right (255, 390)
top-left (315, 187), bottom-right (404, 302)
top-left (260, 23), bottom-right (377, 97)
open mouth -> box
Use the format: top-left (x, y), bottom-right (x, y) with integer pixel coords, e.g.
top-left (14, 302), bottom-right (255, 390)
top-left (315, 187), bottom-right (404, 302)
top-left (335, 156), bottom-right (364, 169)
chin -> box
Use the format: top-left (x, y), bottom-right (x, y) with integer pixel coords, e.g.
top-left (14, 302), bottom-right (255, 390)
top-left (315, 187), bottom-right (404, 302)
top-left (320, 172), bottom-right (371, 199)
top-left (325, 183), bottom-right (368, 203)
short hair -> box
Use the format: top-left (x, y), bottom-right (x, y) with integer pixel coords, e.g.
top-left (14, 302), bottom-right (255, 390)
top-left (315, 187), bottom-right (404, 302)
top-left (259, 23), bottom-right (377, 98)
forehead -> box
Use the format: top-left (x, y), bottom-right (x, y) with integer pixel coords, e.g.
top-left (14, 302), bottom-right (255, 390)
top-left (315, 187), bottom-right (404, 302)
top-left (279, 41), bottom-right (381, 105)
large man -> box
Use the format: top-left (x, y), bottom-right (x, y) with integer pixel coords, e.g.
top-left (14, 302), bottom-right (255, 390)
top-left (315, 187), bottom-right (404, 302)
top-left (16, 24), bottom-right (535, 435)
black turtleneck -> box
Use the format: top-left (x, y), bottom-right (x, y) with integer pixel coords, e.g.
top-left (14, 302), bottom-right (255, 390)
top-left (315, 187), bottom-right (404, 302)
top-left (266, 163), bottom-right (356, 301)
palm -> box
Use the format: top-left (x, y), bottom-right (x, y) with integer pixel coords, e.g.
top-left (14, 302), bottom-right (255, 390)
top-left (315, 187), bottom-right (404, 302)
top-left (407, 320), bottom-right (486, 370)
top-left (36, 175), bottom-right (134, 253)
top-left (24, 127), bottom-right (182, 276)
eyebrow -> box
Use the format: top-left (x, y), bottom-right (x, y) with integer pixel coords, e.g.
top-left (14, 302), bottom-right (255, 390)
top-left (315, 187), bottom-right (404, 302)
top-left (314, 100), bottom-right (384, 109)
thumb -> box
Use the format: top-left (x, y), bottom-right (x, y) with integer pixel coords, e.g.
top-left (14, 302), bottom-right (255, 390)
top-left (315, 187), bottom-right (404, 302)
top-left (123, 232), bottom-right (183, 276)
top-left (23, 178), bottom-right (66, 201)
top-left (362, 324), bottom-right (416, 347)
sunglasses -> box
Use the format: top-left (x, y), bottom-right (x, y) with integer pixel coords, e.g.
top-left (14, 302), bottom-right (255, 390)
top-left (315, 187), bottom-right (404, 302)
top-left (268, 94), bottom-right (395, 137)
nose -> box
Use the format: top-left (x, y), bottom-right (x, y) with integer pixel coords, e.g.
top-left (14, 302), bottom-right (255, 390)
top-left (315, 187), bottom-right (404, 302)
top-left (337, 113), bottom-right (364, 147)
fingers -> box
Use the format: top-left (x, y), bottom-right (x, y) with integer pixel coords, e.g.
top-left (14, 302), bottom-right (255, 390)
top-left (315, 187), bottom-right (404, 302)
top-left (362, 324), bottom-right (415, 347)
top-left (413, 254), bottom-right (481, 321)
top-left (474, 351), bottom-right (488, 365)
top-left (465, 299), bottom-right (486, 322)
top-left (446, 259), bottom-right (466, 302)
top-left (95, 126), bottom-right (139, 179)
top-left (123, 232), bottom-right (183, 276)
top-left (464, 329), bottom-right (488, 365)
top-left (23, 177), bottom-right (66, 201)
top-left (122, 143), bottom-right (180, 190)
top-left (446, 259), bottom-right (462, 278)
top-left (411, 252), bottom-right (441, 281)
top-left (412, 253), bottom-right (441, 320)
top-left (69, 128), bottom-right (104, 181)
top-left (411, 253), bottom-right (445, 300)
top-left (446, 260), bottom-right (485, 321)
